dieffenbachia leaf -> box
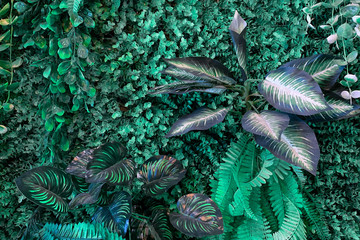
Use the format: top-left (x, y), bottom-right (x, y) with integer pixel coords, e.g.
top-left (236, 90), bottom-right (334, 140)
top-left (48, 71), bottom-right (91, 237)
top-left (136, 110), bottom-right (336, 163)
top-left (165, 107), bottom-right (229, 138)
top-left (169, 193), bottom-right (224, 238)
top-left (241, 110), bottom-right (290, 141)
top-left (92, 191), bottom-right (132, 236)
top-left (66, 148), bottom-right (95, 178)
top-left (254, 116), bottom-right (320, 175)
top-left (229, 10), bottom-right (247, 80)
top-left (137, 155), bottom-right (186, 196)
top-left (164, 57), bottom-right (236, 85)
top-left (150, 81), bottom-right (226, 95)
top-left (258, 67), bottom-right (331, 116)
top-left (281, 54), bottom-right (346, 90)
top-left (69, 182), bottom-right (105, 208)
top-left (86, 142), bottom-right (136, 185)
top-left (303, 92), bottom-right (360, 122)
top-left (15, 166), bottom-right (74, 213)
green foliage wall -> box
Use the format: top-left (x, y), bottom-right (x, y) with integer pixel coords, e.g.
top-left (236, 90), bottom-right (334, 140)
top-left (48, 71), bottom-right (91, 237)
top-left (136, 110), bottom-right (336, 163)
top-left (0, 0), bottom-right (359, 239)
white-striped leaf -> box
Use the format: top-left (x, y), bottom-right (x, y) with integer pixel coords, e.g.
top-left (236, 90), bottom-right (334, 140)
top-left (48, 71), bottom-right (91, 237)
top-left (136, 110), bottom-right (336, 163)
top-left (165, 107), bottom-right (229, 138)
top-left (258, 67), bottom-right (331, 116)
top-left (282, 54), bottom-right (346, 90)
top-left (150, 80), bottom-right (226, 95)
top-left (254, 117), bottom-right (320, 175)
top-left (241, 110), bottom-right (290, 141)
top-left (229, 10), bottom-right (247, 80)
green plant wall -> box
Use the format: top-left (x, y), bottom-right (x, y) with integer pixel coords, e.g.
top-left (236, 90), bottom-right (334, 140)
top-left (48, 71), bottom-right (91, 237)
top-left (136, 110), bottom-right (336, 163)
top-left (0, 0), bottom-right (359, 239)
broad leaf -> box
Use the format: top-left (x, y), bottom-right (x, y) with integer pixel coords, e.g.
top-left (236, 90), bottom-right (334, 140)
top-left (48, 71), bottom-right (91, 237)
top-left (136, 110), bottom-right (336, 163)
top-left (258, 67), bottom-right (331, 116)
top-left (150, 81), bottom-right (226, 95)
top-left (69, 183), bottom-right (105, 208)
top-left (241, 110), bottom-right (290, 141)
top-left (71, 175), bottom-right (89, 193)
top-left (165, 107), bottom-right (229, 137)
top-left (86, 142), bottom-right (135, 185)
top-left (15, 166), bottom-right (73, 212)
top-left (92, 191), bottom-right (132, 236)
top-left (282, 54), bottom-right (346, 90)
top-left (229, 10), bottom-right (247, 80)
top-left (164, 57), bottom-right (236, 85)
top-left (254, 117), bottom-right (320, 175)
top-left (169, 193), bottom-right (224, 238)
top-left (137, 155), bottom-right (186, 196)
top-left (66, 148), bottom-right (95, 178)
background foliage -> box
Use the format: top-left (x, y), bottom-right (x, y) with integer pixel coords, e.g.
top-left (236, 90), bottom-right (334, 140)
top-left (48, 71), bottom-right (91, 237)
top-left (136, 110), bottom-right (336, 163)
top-left (0, 0), bottom-right (359, 239)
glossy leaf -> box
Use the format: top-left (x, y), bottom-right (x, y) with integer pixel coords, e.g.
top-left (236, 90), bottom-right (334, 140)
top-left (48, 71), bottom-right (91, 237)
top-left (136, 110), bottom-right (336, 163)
top-left (254, 117), bottom-right (320, 175)
top-left (15, 166), bottom-right (73, 212)
top-left (281, 54), bottom-right (346, 90)
top-left (165, 107), bottom-right (229, 137)
top-left (92, 191), bottom-right (132, 236)
top-left (86, 142), bottom-right (135, 185)
top-left (150, 80), bottom-right (226, 95)
top-left (241, 110), bottom-right (290, 141)
top-left (169, 193), bottom-right (223, 238)
top-left (66, 148), bottom-right (95, 178)
top-left (0, 125), bottom-right (7, 134)
top-left (57, 61), bottom-right (71, 75)
top-left (69, 183), bottom-right (105, 208)
top-left (71, 175), bottom-right (89, 193)
top-left (229, 10), bottom-right (247, 80)
top-left (258, 67), bottom-right (331, 116)
top-left (137, 155), bottom-right (186, 196)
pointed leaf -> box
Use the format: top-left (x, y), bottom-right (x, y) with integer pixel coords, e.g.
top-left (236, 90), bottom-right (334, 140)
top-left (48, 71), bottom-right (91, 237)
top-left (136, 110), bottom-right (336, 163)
top-left (15, 166), bottom-right (73, 212)
top-left (150, 80), bottom-right (226, 95)
top-left (86, 142), bottom-right (135, 185)
top-left (241, 110), bottom-right (290, 141)
top-left (258, 67), bottom-right (331, 116)
top-left (254, 117), bottom-right (320, 175)
top-left (92, 191), bottom-right (132, 236)
top-left (229, 10), bottom-right (247, 80)
top-left (165, 107), bottom-right (229, 137)
top-left (169, 193), bottom-right (223, 238)
top-left (57, 60), bottom-right (71, 75)
top-left (66, 148), bottom-right (95, 178)
top-left (281, 54), bottom-right (346, 90)
top-left (137, 155), bottom-right (186, 196)
top-left (69, 182), bottom-right (105, 208)
top-left (0, 125), bottom-right (7, 134)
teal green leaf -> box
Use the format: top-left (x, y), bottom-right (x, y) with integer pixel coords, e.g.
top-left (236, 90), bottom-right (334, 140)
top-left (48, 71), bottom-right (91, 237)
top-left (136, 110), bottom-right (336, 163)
top-left (229, 10), bottom-right (247, 80)
top-left (241, 110), bottom-right (290, 141)
top-left (258, 67), bottom-right (331, 116)
top-left (60, 135), bottom-right (70, 151)
top-left (66, 148), bottom-right (95, 178)
top-left (84, 16), bottom-right (95, 28)
top-left (57, 61), bottom-right (71, 75)
top-left (77, 45), bottom-right (88, 58)
top-left (69, 182), bottom-right (105, 208)
top-left (169, 193), bottom-right (224, 238)
top-left (15, 166), bottom-right (73, 213)
top-left (165, 107), bottom-right (229, 138)
top-left (254, 117), bottom-right (320, 175)
top-left (73, 15), bottom-right (83, 27)
top-left (58, 38), bottom-right (71, 48)
top-left (337, 23), bottom-right (354, 38)
top-left (86, 142), bottom-right (135, 185)
top-left (282, 54), bottom-right (346, 90)
top-left (3, 103), bottom-right (14, 112)
top-left (137, 155), bottom-right (186, 196)
top-left (14, 2), bottom-right (28, 13)
top-left (0, 125), bottom-right (7, 134)
top-left (58, 47), bottom-right (72, 59)
top-left (67, 0), bottom-right (83, 14)
top-left (92, 191), bottom-right (132, 236)
top-left (341, 4), bottom-right (360, 18)
top-left (0, 3), bottom-right (9, 18)
top-left (45, 118), bottom-right (54, 131)
top-left (43, 66), bottom-right (51, 79)
top-left (0, 44), bottom-right (10, 52)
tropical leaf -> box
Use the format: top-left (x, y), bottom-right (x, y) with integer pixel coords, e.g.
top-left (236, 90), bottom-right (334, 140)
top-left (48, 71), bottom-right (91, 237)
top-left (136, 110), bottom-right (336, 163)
top-left (169, 193), bottom-right (224, 238)
top-left (241, 110), bottom-right (290, 141)
top-left (165, 107), bottom-right (229, 138)
top-left (229, 10), bottom-right (247, 80)
top-left (86, 142), bottom-right (136, 185)
top-left (231, 218), bottom-right (272, 240)
top-left (258, 67), bottom-right (331, 116)
top-left (150, 80), bottom-right (226, 95)
top-left (92, 191), bottom-right (132, 236)
top-left (69, 183), bottom-right (105, 208)
top-left (67, 0), bottom-right (83, 15)
top-left (66, 148), bottom-right (95, 178)
top-left (137, 155), bottom-right (186, 196)
top-left (15, 166), bottom-right (73, 213)
top-left (246, 150), bottom-right (274, 187)
top-left (164, 57), bottom-right (236, 85)
top-left (254, 116), bottom-right (320, 175)
top-left (39, 222), bottom-right (125, 240)
top-left (282, 54), bottom-right (346, 90)
top-left (20, 207), bottom-right (43, 240)
top-left (71, 175), bottom-right (90, 193)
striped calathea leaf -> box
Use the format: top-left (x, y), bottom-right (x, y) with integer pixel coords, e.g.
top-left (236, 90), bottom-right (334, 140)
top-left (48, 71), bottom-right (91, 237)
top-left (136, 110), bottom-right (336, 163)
top-left (281, 54), bottom-right (346, 90)
top-left (65, 148), bottom-right (95, 178)
top-left (165, 107), bottom-right (230, 138)
top-left (241, 110), bottom-right (290, 141)
top-left (86, 142), bottom-right (136, 185)
top-left (137, 155), bottom-right (186, 196)
top-left (229, 10), bottom-right (247, 80)
top-left (258, 67), bottom-right (331, 116)
top-left (15, 166), bottom-right (74, 213)
top-left (169, 193), bottom-right (224, 238)
top-left (69, 182), bottom-right (105, 208)
top-left (92, 191), bottom-right (132, 236)
top-left (254, 116), bottom-right (320, 175)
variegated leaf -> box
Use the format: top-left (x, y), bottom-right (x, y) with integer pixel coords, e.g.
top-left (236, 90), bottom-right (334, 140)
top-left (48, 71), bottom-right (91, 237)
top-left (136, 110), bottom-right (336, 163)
top-left (254, 117), bottom-right (320, 175)
top-left (69, 182), bottom-right (105, 208)
top-left (150, 80), bottom-right (226, 95)
top-left (165, 107), bottom-right (229, 138)
top-left (241, 110), bottom-right (290, 141)
top-left (229, 10), bottom-right (247, 80)
top-left (258, 67), bottom-right (331, 116)
top-left (282, 54), bottom-right (346, 90)
top-left (65, 148), bottom-right (95, 178)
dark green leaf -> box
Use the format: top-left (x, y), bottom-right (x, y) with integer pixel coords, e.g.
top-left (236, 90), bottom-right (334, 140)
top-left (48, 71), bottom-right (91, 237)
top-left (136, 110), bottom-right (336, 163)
top-left (0, 3), bottom-right (9, 18)
top-left (57, 61), bottom-right (71, 75)
top-left (66, 148), bottom-right (95, 178)
top-left (84, 16), bottom-right (95, 28)
top-left (0, 125), bottom-right (7, 134)
top-left (58, 47), bottom-right (72, 59)
top-left (69, 182), bottom-right (105, 208)
top-left (3, 103), bottom-right (14, 112)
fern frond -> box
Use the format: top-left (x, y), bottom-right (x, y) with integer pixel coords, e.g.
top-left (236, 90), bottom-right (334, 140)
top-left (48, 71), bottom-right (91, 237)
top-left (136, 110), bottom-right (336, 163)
top-left (291, 165), bottom-right (306, 188)
top-left (261, 187), bottom-right (279, 232)
top-left (246, 150), bottom-right (274, 188)
top-left (268, 175), bottom-right (286, 226)
top-left (271, 158), bottom-right (290, 182)
top-left (281, 173), bottom-right (303, 208)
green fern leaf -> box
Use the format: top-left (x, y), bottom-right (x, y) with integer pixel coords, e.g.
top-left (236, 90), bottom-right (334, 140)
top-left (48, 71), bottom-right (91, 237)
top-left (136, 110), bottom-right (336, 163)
top-left (268, 176), bottom-right (286, 226)
top-left (246, 150), bottom-right (274, 187)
